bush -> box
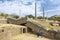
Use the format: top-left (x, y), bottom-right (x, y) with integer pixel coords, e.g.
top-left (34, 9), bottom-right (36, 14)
top-left (13, 16), bottom-right (19, 19)
top-left (25, 15), bottom-right (35, 19)
top-left (0, 13), bottom-right (4, 16)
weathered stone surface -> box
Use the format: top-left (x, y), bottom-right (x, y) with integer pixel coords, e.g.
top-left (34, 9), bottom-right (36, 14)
top-left (0, 19), bottom-right (7, 24)
top-left (7, 18), bottom-right (27, 24)
top-left (0, 24), bottom-right (27, 40)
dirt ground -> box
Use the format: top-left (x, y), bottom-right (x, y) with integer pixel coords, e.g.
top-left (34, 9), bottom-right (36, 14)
top-left (11, 33), bottom-right (53, 40)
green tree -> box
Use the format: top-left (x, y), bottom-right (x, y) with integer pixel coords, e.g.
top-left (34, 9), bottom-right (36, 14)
top-left (13, 15), bottom-right (19, 19)
top-left (0, 13), bottom-right (4, 16)
top-left (25, 15), bottom-right (35, 19)
top-left (55, 17), bottom-right (60, 21)
top-left (37, 16), bottom-right (43, 19)
top-left (4, 14), bottom-right (8, 18)
top-left (48, 16), bottom-right (60, 21)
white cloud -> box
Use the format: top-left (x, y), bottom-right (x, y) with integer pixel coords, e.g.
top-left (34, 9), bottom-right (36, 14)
top-left (0, 0), bottom-right (60, 17)
top-left (0, 0), bottom-right (36, 17)
top-left (0, 0), bottom-right (42, 17)
top-left (50, 0), bottom-right (60, 5)
top-left (44, 5), bottom-right (60, 17)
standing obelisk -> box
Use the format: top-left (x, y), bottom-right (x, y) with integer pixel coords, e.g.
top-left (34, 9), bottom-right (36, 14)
top-left (35, 2), bottom-right (37, 19)
top-left (43, 7), bottom-right (45, 20)
top-left (19, 10), bottom-right (21, 18)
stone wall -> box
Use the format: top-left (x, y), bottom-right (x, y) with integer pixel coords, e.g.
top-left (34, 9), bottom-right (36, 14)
top-left (7, 18), bottom-right (27, 24)
top-left (0, 19), bottom-right (7, 24)
top-left (26, 21), bottom-right (46, 32)
top-left (55, 32), bottom-right (60, 39)
top-left (7, 18), bottom-right (17, 24)
top-left (0, 24), bottom-right (27, 40)
top-left (26, 21), bottom-right (60, 39)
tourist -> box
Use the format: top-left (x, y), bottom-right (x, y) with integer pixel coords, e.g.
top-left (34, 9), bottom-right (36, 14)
top-left (37, 29), bottom-right (45, 37)
top-left (39, 30), bottom-right (45, 38)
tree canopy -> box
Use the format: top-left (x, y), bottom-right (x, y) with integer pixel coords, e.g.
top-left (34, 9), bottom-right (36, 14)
top-left (25, 14), bottom-right (35, 19)
top-left (13, 15), bottom-right (19, 19)
top-left (0, 13), bottom-right (4, 16)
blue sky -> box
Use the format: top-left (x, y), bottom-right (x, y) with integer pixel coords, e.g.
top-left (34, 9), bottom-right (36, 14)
top-left (0, 0), bottom-right (60, 17)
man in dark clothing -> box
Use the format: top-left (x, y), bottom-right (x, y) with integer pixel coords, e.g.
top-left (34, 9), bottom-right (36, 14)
top-left (37, 30), bottom-right (45, 37)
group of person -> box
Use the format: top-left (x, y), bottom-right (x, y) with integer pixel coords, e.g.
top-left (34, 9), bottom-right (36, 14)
top-left (36, 29), bottom-right (57, 38)
top-left (37, 29), bottom-right (45, 37)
